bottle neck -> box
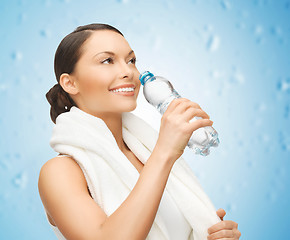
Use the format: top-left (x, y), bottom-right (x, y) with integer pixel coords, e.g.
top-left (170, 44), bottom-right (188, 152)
top-left (143, 75), bottom-right (156, 84)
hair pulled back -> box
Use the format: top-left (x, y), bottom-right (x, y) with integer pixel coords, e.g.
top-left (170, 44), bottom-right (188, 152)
top-left (45, 23), bottom-right (124, 124)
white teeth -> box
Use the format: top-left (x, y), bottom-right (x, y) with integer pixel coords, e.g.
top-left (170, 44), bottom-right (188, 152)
top-left (111, 87), bottom-right (134, 92)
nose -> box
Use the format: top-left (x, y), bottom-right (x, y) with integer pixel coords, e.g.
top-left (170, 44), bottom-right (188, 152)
top-left (119, 61), bottom-right (133, 79)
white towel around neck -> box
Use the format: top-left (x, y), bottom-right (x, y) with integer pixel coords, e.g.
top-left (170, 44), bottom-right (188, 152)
top-left (49, 106), bottom-right (221, 240)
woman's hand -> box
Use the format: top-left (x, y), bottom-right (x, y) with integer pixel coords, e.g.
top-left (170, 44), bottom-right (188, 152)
top-left (207, 208), bottom-right (242, 240)
top-left (155, 98), bottom-right (213, 163)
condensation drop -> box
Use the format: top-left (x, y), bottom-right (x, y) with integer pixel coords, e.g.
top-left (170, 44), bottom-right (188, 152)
top-left (116, 0), bottom-right (129, 4)
top-left (230, 67), bottom-right (245, 84)
top-left (241, 10), bottom-right (249, 19)
top-left (225, 203), bottom-right (237, 212)
top-left (254, 0), bottom-right (270, 6)
top-left (231, 71), bottom-right (245, 84)
top-left (236, 22), bottom-right (246, 30)
top-left (0, 83), bottom-right (8, 92)
top-left (278, 131), bottom-right (290, 152)
top-left (0, 159), bottom-right (10, 169)
top-left (207, 35), bottom-right (220, 52)
top-left (40, 29), bottom-right (51, 38)
top-left (0, 193), bottom-right (9, 204)
top-left (224, 184), bottom-right (232, 194)
top-left (254, 25), bottom-right (265, 44)
top-left (258, 133), bottom-right (270, 143)
top-left (255, 102), bottom-right (267, 112)
top-left (204, 24), bottom-right (214, 32)
top-left (284, 103), bottom-right (289, 119)
top-left (265, 191), bottom-right (277, 202)
top-left (12, 171), bottom-right (28, 189)
top-left (275, 167), bottom-right (286, 178)
top-left (254, 118), bottom-right (262, 127)
top-left (220, 0), bottom-right (231, 10)
top-left (18, 13), bottom-right (27, 23)
top-left (256, 36), bottom-right (265, 44)
top-left (247, 158), bottom-right (256, 168)
top-left (11, 51), bottom-right (23, 61)
top-left (276, 77), bottom-right (290, 93)
top-left (270, 26), bottom-right (282, 36)
top-left (255, 25), bottom-right (263, 35)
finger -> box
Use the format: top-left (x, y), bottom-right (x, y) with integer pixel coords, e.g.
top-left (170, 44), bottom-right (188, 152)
top-left (187, 100), bottom-right (202, 110)
top-left (208, 220), bottom-right (237, 235)
top-left (216, 208), bottom-right (226, 220)
top-left (207, 229), bottom-right (234, 240)
top-left (183, 108), bottom-right (210, 123)
top-left (189, 118), bottom-right (213, 131)
top-left (187, 101), bottom-right (207, 116)
top-left (170, 98), bottom-right (192, 115)
top-left (163, 98), bottom-right (185, 117)
top-left (182, 101), bottom-right (209, 119)
top-left (234, 229), bottom-right (242, 239)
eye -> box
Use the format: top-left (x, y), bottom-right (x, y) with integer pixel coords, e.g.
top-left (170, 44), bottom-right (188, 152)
top-left (129, 57), bottom-right (137, 64)
top-left (102, 57), bottom-right (113, 64)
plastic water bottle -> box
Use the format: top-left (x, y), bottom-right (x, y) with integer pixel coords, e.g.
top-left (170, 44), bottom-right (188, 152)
top-left (139, 71), bottom-right (220, 156)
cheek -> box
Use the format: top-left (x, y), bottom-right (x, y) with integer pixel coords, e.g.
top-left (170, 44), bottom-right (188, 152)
top-left (79, 73), bottom-right (109, 97)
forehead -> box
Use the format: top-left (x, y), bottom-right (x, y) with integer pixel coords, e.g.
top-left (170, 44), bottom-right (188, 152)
top-left (82, 30), bottom-right (131, 54)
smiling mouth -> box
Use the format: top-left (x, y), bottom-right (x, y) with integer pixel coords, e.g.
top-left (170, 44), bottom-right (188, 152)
top-left (109, 87), bottom-right (135, 96)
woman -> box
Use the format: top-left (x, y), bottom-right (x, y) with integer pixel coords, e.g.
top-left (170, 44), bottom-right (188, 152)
top-left (38, 23), bottom-right (241, 240)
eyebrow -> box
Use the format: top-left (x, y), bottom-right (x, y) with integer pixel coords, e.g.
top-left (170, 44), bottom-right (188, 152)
top-left (94, 50), bottom-right (134, 58)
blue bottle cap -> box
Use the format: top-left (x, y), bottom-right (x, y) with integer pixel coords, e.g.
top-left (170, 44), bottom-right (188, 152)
top-left (139, 71), bottom-right (155, 85)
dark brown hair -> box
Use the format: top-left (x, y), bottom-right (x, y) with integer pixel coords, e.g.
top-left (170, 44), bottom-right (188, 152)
top-left (45, 23), bottom-right (124, 124)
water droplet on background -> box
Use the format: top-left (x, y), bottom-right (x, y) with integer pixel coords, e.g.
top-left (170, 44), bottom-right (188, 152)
top-left (278, 131), bottom-right (290, 152)
top-left (207, 35), bottom-right (220, 52)
top-left (265, 191), bottom-right (277, 202)
top-left (284, 103), bottom-right (289, 119)
top-left (270, 26), bottom-right (282, 36)
top-left (11, 51), bottom-right (23, 61)
top-left (276, 77), bottom-right (290, 93)
top-left (116, 0), bottom-right (130, 4)
top-left (220, 0), bottom-right (231, 10)
top-left (204, 24), bottom-right (214, 32)
top-left (18, 13), bottom-right (27, 23)
top-left (236, 22), bottom-right (246, 30)
top-left (225, 203), bottom-right (237, 212)
top-left (40, 29), bottom-right (52, 38)
top-left (230, 70), bottom-right (245, 85)
top-left (0, 83), bottom-right (8, 92)
top-left (12, 171), bottom-right (28, 189)
top-left (224, 183), bottom-right (232, 194)
top-left (247, 159), bottom-right (256, 168)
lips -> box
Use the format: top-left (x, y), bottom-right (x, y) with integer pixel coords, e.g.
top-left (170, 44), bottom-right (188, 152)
top-left (109, 83), bottom-right (135, 91)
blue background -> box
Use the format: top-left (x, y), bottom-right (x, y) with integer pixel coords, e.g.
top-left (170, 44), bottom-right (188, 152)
top-left (0, 0), bottom-right (289, 239)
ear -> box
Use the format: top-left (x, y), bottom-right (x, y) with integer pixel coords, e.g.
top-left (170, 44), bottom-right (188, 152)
top-left (59, 73), bottom-right (79, 95)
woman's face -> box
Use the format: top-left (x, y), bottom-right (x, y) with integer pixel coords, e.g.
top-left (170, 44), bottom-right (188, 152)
top-left (70, 30), bottom-right (141, 116)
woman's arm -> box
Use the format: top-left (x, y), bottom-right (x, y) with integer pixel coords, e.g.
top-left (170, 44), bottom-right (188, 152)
top-left (39, 98), bottom-right (212, 240)
top-left (100, 147), bottom-right (174, 240)
top-left (38, 147), bottom-right (175, 240)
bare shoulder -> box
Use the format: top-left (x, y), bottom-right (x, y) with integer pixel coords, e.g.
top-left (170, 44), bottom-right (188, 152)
top-left (38, 156), bottom-right (107, 239)
top-left (38, 156), bottom-right (88, 200)
top-left (38, 156), bottom-right (89, 217)
top-left (38, 156), bottom-right (86, 189)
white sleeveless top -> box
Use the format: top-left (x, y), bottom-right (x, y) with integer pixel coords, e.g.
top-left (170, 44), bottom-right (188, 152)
top-left (46, 154), bottom-right (192, 239)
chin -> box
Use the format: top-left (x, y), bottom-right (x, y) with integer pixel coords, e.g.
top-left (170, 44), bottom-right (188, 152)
top-left (119, 102), bottom-right (137, 113)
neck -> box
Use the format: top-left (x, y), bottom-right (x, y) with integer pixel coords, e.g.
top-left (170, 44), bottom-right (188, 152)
top-left (78, 106), bottom-right (129, 153)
